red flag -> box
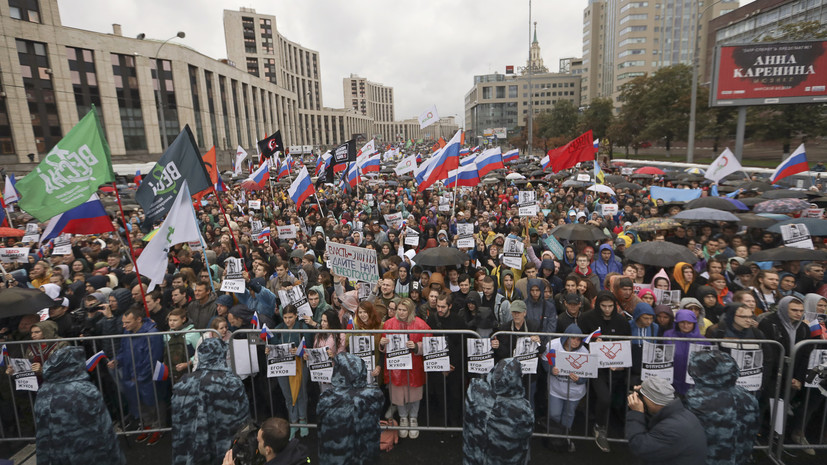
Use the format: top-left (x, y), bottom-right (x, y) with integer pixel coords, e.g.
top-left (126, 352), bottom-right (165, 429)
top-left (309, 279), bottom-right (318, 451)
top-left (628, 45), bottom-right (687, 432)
top-left (460, 131), bottom-right (466, 145)
top-left (549, 130), bottom-right (595, 173)
top-left (437, 137), bottom-right (447, 148)
top-left (194, 147), bottom-right (218, 201)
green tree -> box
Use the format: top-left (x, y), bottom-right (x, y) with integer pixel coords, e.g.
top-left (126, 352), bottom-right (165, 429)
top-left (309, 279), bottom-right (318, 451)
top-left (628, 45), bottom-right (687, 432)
top-left (579, 98), bottom-right (614, 140)
top-left (761, 20), bottom-right (827, 41)
top-left (614, 75), bottom-right (649, 155)
top-left (538, 100), bottom-right (580, 142)
top-left (640, 64), bottom-right (693, 157)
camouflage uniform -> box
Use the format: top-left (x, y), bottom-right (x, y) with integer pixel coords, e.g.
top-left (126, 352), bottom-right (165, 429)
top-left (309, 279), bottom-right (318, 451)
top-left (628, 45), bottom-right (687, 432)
top-left (171, 338), bottom-right (250, 465)
top-left (686, 351), bottom-right (760, 465)
top-left (317, 352), bottom-right (385, 465)
top-left (463, 358), bottom-right (534, 465)
top-left (34, 346), bottom-right (126, 465)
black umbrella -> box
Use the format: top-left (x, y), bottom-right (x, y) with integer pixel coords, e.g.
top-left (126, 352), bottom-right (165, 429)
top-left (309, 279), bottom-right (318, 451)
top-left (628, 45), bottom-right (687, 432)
top-left (625, 241), bottom-right (698, 268)
top-left (810, 197), bottom-right (827, 207)
top-left (737, 197), bottom-right (765, 207)
top-left (605, 174), bottom-right (625, 184)
top-left (0, 288), bottom-right (58, 318)
top-left (412, 247), bottom-right (470, 267)
top-left (760, 189), bottom-right (809, 200)
top-left (550, 223), bottom-right (608, 241)
top-left (530, 170), bottom-right (545, 177)
top-left (614, 182), bottom-right (641, 190)
top-left (747, 247), bottom-right (827, 262)
top-left (630, 173), bottom-right (653, 180)
top-left (768, 218), bottom-right (827, 236)
top-left (736, 181), bottom-right (774, 192)
top-left (685, 197), bottom-right (744, 211)
top-left (735, 213), bottom-right (779, 228)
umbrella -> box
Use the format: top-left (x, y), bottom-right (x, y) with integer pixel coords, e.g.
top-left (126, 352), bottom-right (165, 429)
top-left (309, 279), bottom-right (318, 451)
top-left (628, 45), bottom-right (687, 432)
top-left (398, 175), bottom-right (413, 181)
top-left (530, 170), bottom-right (545, 177)
top-left (737, 197), bottom-right (766, 207)
top-left (747, 247), bottom-right (827, 262)
top-left (506, 173), bottom-right (526, 180)
top-left (753, 198), bottom-right (811, 214)
top-left (0, 227), bottom-right (25, 237)
top-left (725, 198), bottom-right (749, 211)
top-left (736, 181), bottom-right (773, 192)
top-left (635, 167), bottom-right (665, 175)
top-left (625, 241), bottom-right (698, 267)
top-left (629, 217), bottom-right (682, 232)
top-left (810, 197), bottom-right (827, 207)
top-left (561, 179), bottom-right (587, 188)
top-left (760, 189), bottom-right (809, 200)
top-left (549, 223), bottom-right (608, 241)
top-left (412, 247), bottom-right (470, 267)
top-left (587, 184), bottom-right (616, 195)
top-left (735, 213), bottom-right (779, 228)
top-left (0, 288), bottom-right (59, 318)
top-left (482, 178), bottom-right (500, 184)
top-left (511, 179), bottom-right (529, 186)
top-left (605, 174), bottom-right (625, 184)
top-left (614, 182), bottom-right (642, 190)
top-left (684, 167), bottom-right (706, 175)
top-left (768, 218), bottom-right (827, 236)
top-left (685, 197), bottom-right (743, 211)
top-left (673, 208), bottom-right (739, 222)
top-left (630, 173), bottom-right (653, 180)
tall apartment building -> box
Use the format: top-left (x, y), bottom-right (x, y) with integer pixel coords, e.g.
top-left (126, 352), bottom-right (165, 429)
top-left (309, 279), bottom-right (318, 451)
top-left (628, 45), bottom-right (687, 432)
top-left (580, 0), bottom-right (739, 107)
top-left (343, 74), bottom-right (394, 122)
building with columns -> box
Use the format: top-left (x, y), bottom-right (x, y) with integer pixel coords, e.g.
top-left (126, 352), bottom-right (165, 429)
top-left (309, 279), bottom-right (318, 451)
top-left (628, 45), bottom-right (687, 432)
top-left (0, 1), bottom-right (456, 170)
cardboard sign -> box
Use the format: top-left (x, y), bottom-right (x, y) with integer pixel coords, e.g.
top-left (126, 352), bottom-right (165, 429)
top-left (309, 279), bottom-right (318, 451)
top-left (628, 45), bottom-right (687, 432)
top-left (383, 212), bottom-right (403, 230)
top-left (349, 335), bottom-right (376, 383)
top-left (404, 227), bottom-right (420, 246)
top-left (357, 281), bottom-right (377, 302)
top-left (52, 234), bottom-right (72, 255)
top-left (641, 341), bottom-right (675, 383)
top-left (277, 286), bottom-right (313, 319)
top-left (248, 200), bottom-right (261, 210)
top-left (456, 223), bottom-right (475, 248)
top-left (13, 372), bottom-right (38, 391)
top-left (731, 346), bottom-right (763, 391)
top-left (220, 257), bottom-right (245, 293)
top-left (22, 223), bottom-right (40, 243)
top-left (307, 347), bottom-right (333, 383)
top-left (599, 204), bottom-right (618, 216)
top-left (518, 204), bottom-right (539, 217)
top-left (806, 349), bottom-right (827, 388)
top-left (277, 225), bottom-right (297, 239)
top-left (590, 340), bottom-right (632, 369)
top-left (266, 343), bottom-right (297, 377)
top-left (781, 223), bottom-right (814, 249)
top-left (231, 337), bottom-right (259, 377)
top-left (0, 247), bottom-right (31, 263)
top-left (653, 289), bottom-right (681, 308)
top-left (804, 208), bottom-right (824, 219)
top-left (576, 174), bottom-right (591, 182)
top-left (385, 334), bottom-right (413, 370)
top-left (326, 242), bottom-right (379, 283)
top-left (502, 238), bottom-right (524, 269)
top-left (542, 235), bottom-right (565, 261)
top-left (555, 350), bottom-right (598, 378)
top-left (518, 191), bottom-right (536, 205)
top-left (423, 336), bottom-right (450, 372)
top-left (250, 219), bottom-right (263, 237)
top-left (685, 343), bottom-right (717, 385)
top-left (513, 337), bottom-right (539, 375)
top-left (621, 167), bottom-right (634, 175)
top-left (467, 338), bottom-right (495, 374)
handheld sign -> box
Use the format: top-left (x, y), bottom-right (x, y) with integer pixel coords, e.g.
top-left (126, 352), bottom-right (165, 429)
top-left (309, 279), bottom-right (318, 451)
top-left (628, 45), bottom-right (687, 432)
top-left (266, 343), bottom-right (296, 377)
top-left (467, 338), bottom-right (494, 374)
top-left (326, 242), bottom-right (379, 283)
top-left (423, 336), bottom-right (450, 372)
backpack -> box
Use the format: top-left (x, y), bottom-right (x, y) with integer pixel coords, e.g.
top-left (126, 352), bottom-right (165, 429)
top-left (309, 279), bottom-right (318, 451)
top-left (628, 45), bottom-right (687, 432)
top-left (379, 419), bottom-right (399, 452)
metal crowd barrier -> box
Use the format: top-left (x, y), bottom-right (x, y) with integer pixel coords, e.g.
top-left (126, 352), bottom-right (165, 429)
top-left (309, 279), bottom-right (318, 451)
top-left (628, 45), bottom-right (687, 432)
top-left (776, 339), bottom-right (827, 462)
top-left (0, 328), bottom-right (219, 441)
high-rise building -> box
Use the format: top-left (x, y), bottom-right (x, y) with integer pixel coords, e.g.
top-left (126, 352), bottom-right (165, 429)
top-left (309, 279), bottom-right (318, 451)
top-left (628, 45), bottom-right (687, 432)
top-left (343, 74), bottom-right (394, 122)
top-left (580, 0), bottom-right (739, 107)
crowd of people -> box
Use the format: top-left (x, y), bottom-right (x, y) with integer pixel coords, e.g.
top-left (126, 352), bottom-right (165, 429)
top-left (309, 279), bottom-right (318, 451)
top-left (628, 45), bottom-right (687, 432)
top-left (1, 151), bottom-right (827, 463)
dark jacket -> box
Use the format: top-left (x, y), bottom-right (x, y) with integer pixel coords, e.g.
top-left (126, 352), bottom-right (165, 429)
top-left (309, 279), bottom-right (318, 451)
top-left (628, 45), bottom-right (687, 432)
top-left (427, 309), bottom-right (468, 369)
top-left (626, 399), bottom-right (707, 465)
top-left (187, 293), bottom-right (217, 330)
top-left (463, 358), bottom-right (534, 465)
top-left (493, 318), bottom-right (541, 362)
top-left (757, 296), bottom-right (813, 384)
top-left (267, 439), bottom-right (310, 465)
top-left (685, 351), bottom-right (759, 465)
top-left (116, 318), bottom-right (163, 418)
top-left (34, 346), bottom-right (126, 465)
top-left (171, 338), bottom-right (250, 465)
top-left (317, 353), bottom-right (384, 465)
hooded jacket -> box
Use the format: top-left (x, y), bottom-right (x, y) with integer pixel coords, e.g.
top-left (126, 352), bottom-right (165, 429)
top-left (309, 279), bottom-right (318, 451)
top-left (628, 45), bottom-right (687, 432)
top-left (680, 297), bottom-right (714, 334)
top-left (672, 262), bottom-right (700, 299)
top-left (317, 353), bottom-right (385, 465)
top-left (498, 270), bottom-right (523, 302)
top-left (34, 346), bottom-right (126, 465)
top-left (463, 358), bottom-right (534, 465)
top-left (697, 285), bottom-right (724, 322)
top-left (545, 325), bottom-right (589, 401)
top-left (172, 338), bottom-right (250, 465)
top-left (593, 244), bottom-right (622, 290)
top-left (664, 309), bottom-right (709, 395)
top-left (653, 305), bottom-right (674, 336)
top-left (116, 317), bottom-right (163, 418)
top-left (525, 279), bottom-right (557, 336)
top-left (578, 291), bottom-right (633, 340)
top-left (650, 268), bottom-right (671, 291)
top-left (685, 351), bottom-right (760, 465)
top-left (630, 302), bottom-right (659, 345)
top-left (758, 295), bottom-right (813, 384)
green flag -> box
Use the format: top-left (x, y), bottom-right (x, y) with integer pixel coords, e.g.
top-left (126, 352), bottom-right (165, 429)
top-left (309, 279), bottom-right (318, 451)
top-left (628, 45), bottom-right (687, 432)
top-left (405, 139), bottom-right (412, 149)
top-left (17, 107), bottom-right (115, 222)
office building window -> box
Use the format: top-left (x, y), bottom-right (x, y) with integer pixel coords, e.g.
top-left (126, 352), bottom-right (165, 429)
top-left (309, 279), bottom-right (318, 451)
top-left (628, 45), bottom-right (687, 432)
top-left (8, 0), bottom-right (40, 22)
top-left (111, 53), bottom-right (146, 151)
top-left (188, 66), bottom-right (204, 148)
top-left (219, 76), bottom-right (232, 147)
top-left (66, 46), bottom-right (103, 126)
top-left (204, 70), bottom-right (219, 149)
top-left (0, 64), bottom-right (14, 154)
top-left (18, 39), bottom-right (61, 153)
top-left (151, 58), bottom-right (180, 147)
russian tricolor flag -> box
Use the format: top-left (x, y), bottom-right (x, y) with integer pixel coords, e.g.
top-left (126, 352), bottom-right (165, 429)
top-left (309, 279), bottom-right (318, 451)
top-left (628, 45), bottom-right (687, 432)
top-left (260, 324), bottom-right (273, 342)
top-left (460, 155), bottom-right (476, 167)
top-left (503, 149), bottom-right (519, 163)
top-left (770, 144), bottom-right (809, 184)
top-left (346, 316), bottom-right (354, 330)
top-left (296, 337), bottom-right (306, 358)
top-left (85, 350), bottom-right (107, 372)
top-left (242, 160), bottom-right (270, 191)
top-left (359, 154), bottom-right (381, 174)
top-left (459, 148), bottom-right (470, 157)
top-left (810, 320), bottom-right (823, 338)
top-left (152, 361), bottom-right (169, 381)
top-left (0, 344), bottom-right (9, 366)
top-left (276, 161), bottom-right (291, 181)
top-left (40, 194), bottom-right (114, 244)
top-left (344, 163), bottom-right (360, 190)
top-left (584, 327), bottom-right (602, 344)
top-left (541, 153), bottom-right (552, 171)
top-left (315, 151), bottom-right (331, 176)
top-left (545, 346), bottom-right (556, 367)
top-left (288, 167), bottom-right (316, 207)
top-left (215, 176), bottom-right (227, 192)
top-left (251, 312), bottom-right (260, 330)
top-left (418, 130), bottom-right (462, 192)
top-left (256, 227), bottom-right (271, 243)
top-left (476, 147), bottom-right (505, 178)
top-left (446, 163), bottom-right (480, 188)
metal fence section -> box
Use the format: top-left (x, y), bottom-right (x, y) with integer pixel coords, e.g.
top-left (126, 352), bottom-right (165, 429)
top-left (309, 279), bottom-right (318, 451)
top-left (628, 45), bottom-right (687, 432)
top-left (0, 328), bottom-right (219, 442)
top-left (776, 338), bottom-right (827, 461)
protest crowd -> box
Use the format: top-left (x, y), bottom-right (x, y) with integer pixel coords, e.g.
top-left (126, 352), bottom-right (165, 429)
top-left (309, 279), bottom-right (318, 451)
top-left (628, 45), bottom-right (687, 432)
top-left (1, 117), bottom-right (827, 464)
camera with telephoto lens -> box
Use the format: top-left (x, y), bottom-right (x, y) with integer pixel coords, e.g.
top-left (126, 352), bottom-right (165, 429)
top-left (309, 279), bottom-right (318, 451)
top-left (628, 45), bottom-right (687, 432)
top-left (230, 420), bottom-right (265, 465)
top-left (805, 363), bottom-right (827, 398)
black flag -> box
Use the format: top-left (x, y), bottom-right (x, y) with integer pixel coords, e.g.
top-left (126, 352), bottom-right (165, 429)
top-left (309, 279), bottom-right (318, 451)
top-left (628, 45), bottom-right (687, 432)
top-left (136, 126), bottom-right (211, 231)
top-left (257, 130), bottom-right (284, 165)
top-left (326, 139), bottom-right (356, 183)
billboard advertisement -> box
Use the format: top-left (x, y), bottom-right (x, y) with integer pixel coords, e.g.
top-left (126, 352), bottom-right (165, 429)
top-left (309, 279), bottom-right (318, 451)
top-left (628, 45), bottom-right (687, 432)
top-left (710, 40), bottom-right (827, 107)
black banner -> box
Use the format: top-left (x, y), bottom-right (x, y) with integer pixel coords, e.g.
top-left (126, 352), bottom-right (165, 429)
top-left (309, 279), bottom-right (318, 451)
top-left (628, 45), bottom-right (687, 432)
top-left (257, 130), bottom-right (284, 164)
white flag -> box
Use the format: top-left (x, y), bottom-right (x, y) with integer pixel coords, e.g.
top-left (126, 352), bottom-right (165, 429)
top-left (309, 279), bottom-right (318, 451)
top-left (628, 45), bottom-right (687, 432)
top-left (418, 105), bottom-right (439, 129)
top-left (4, 175), bottom-right (18, 204)
top-left (137, 181), bottom-right (203, 292)
top-left (234, 146), bottom-right (248, 177)
top-left (357, 139), bottom-right (376, 160)
top-left (704, 148), bottom-right (742, 184)
top-left (395, 155), bottom-right (418, 176)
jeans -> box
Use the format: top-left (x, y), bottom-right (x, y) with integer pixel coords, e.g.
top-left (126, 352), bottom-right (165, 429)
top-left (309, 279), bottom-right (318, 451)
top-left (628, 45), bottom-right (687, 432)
top-left (277, 368), bottom-right (308, 423)
top-left (548, 395), bottom-right (580, 430)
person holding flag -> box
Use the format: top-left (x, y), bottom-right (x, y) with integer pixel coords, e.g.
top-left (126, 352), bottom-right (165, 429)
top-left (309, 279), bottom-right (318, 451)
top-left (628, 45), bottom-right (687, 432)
top-left (544, 324), bottom-right (589, 452)
top-left (769, 143), bottom-right (809, 184)
top-left (272, 304), bottom-right (313, 439)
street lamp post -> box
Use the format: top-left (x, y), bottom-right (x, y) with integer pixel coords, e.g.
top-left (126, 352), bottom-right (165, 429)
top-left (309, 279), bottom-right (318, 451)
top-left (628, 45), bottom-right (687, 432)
top-left (687, 0), bottom-right (727, 163)
top-left (527, 0), bottom-right (533, 158)
top-left (137, 31), bottom-right (186, 151)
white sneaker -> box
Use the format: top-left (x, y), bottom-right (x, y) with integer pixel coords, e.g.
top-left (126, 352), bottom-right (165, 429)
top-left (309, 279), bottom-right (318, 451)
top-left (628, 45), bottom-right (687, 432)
top-left (384, 404), bottom-right (397, 420)
top-left (398, 417), bottom-right (408, 439)
top-left (409, 418), bottom-right (419, 439)
top-left (792, 433), bottom-right (815, 456)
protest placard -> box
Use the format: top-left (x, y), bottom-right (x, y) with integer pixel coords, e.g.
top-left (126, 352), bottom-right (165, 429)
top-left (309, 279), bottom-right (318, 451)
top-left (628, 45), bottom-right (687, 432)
top-left (21, 223), bottom-right (39, 243)
top-left (543, 235), bottom-right (564, 260)
top-left (590, 340), bottom-right (632, 369)
top-left (277, 225), bottom-right (297, 239)
top-left (326, 242), bottom-right (379, 283)
top-left (513, 337), bottom-right (539, 374)
top-left (641, 341), bottom-right (675, 383)
top-left (0, 247), bottom-right (31, 263)
top-left (386, 334), bottom-right (413, 370)
top-left (267, 343), bottom-right (296, 377)
top-left (781, 223), bottom-right (814, 249)
top-left (349, 335), bottom-right (376, 383)
top-left (52, 234), bottom-right (72, 255)
top-left (307, 347), bottom-right (333, 383)
top-left (383, 212), bottom-right (403, 230)
top-left (423, 337), bottom-right (450, 372)
top-left (467, 338), bottom-right (494, 374)
top-left (248, 200), bottom-right (261, 210)
top-left (278, 286), bottom-right (313, 319)
top-left (502, 237), bottom-right (524, 269)
top-left (555, 350), bottom-right (598, 378)
top-left (456, 223), bottom-right (475, 248)
top-left (404, 227), bottom-right (420, 246)
top-left (220, 257), bottom-right (245, 293)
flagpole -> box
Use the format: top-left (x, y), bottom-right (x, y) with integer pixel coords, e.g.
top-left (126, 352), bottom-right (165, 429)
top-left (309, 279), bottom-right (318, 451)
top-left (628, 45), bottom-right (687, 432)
top-left (188, 194), bottom-right (215, 293)
top-left (211, 184), bottom-right (250, 274)
top-left (111, 182), bottom-right (150, 316)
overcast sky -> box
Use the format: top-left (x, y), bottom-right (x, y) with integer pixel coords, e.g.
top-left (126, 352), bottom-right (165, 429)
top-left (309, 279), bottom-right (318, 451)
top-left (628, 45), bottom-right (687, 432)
top-left (58, 0), bottom-right (752, 126)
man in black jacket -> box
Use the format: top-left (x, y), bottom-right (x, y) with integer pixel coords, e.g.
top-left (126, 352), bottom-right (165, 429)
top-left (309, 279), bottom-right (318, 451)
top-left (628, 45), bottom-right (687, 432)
top-left (493, 300), bottom-right (541, 408)
top-left (426, 293), bottom-right (468, 426)
top-left (578, 290), bottom-right (632, 453)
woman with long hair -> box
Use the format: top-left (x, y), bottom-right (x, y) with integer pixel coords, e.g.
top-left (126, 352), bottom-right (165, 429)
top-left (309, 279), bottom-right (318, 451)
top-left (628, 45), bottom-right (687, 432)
top-left (309, 309), bottom-right (347, 393)
top-left (380, 298), bottom-right (431, 439)
top-left (271, 305), bottom-right (312, 439)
